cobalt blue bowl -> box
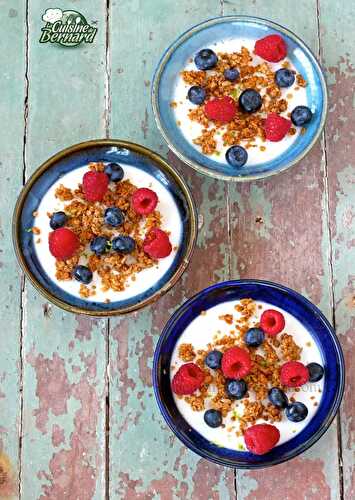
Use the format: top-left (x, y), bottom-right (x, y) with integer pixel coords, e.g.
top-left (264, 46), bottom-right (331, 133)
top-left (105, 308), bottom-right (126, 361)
top-left (13, 140), bottom-right (197, 316)
top-left (152, 16), bottom-right (327, 181)
top-left (153, 280), bottom-right (344, 468)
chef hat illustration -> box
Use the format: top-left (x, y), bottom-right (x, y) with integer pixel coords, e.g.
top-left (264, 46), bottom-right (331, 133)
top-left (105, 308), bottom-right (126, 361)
top-left (42, 8), bottom-right (63, 23)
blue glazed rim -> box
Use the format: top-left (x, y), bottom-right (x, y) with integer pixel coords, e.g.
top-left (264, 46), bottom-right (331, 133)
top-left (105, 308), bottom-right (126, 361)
top-left (153, 279), bottom-right (345, 468)
top-left (12, 139), bottom-right (198, 317)
top-left (151, 16), bottom-right (328, 182)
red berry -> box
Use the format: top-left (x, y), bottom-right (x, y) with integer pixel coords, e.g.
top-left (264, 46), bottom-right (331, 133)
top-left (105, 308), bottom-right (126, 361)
top-left (244, 424), bottom-right (280, 455)
top-left (143, 228), bottom-right (172, 259)
top-left (82, 171), bottom-right (109, 202)
top-left (254, 34), bottom-right (287, 63)
top-left (204, 96), bottom-right (237, 123)
top-left (280, 361), bottom-right (309, 387)
top-left (260, 309), bottom-right (285, 335)
top-left (132, 187), bottom-right (158, 215)
top-left (221, 346), bottom-right (252, 379)
top-left (48, 227), bottom-right (80, 261)
top-left (264, 113), bottom-right (292, 142)
top-left (171, 363), bottom-right (205, 395)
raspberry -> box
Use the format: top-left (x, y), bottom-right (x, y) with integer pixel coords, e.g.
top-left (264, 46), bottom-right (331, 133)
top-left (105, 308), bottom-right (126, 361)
top-left (280, 361), bottom-right (309, 387)
top-left (221, 346), bottom-right (251, 379)
top-left (143, 228), bottom-right (172, 259)
top-left (254, 34), bottom-right (287, 62)
top-left (48, 227), bottom-right (80, 261)
top-left (260, 309), bottom-right (285, 335)
top-left (132, 187), bottom-right (158, 215)
top-left (244, 424), bottom-right (280, 455)
top-left (82, 171), bottom-right (109, 202)
top-left (264, 113), bottom-right (292, 142)
top-left (204, 96), bottom-right (237, 123)
top-left (171, 363), bottom-right (205, 395)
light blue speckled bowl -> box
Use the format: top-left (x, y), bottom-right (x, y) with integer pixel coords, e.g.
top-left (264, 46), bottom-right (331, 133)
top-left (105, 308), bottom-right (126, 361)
top-left (152, 16), bottom-right (327, 181)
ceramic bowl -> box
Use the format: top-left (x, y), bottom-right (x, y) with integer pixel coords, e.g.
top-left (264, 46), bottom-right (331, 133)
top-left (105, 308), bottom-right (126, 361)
top-left (153, 280), bottom-right (344, 468)
top-left (152, 16), bottom-right (327, 181)
top-left (13, 140), bottom-right (197, 316)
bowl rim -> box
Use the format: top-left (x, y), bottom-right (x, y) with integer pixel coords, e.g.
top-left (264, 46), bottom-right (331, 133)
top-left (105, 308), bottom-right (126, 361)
top-left (153, 279), bottom-right (345, 468)
top-left (12, 139), bottom-right (198, 317)
top-left (151, 15), bottom-right (328, 182)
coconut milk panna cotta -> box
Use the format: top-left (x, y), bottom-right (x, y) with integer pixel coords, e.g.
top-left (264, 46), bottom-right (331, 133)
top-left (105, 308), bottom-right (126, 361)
top-left (170, 299), bottom-right (325, 455)
top-left (172, 34), bottom-right (314, 168)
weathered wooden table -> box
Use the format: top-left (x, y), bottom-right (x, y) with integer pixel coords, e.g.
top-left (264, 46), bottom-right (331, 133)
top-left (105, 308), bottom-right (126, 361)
top-left (0, 1), bottom-right (353, 498)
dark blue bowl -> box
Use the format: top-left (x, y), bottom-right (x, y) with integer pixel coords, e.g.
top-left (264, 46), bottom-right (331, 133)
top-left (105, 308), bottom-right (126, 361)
top-left (153, 280), bottom-right (344, 468)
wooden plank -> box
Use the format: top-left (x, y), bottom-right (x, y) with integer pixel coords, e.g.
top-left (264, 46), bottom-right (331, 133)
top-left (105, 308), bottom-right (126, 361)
top-left (108, 1), bottom-right (236, 498)
top-left (0, 1), bottom-right (26, 497)
top-left (21, 2), bottom-right (108, 499)
top-left (318, 0), bottom-right (355, 498)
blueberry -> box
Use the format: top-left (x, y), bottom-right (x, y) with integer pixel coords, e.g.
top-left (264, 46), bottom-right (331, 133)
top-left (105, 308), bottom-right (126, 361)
top-left (307, 362), bottom-right (324, 382)
top-left (104, 163), bottom-right (124, 182)
top-left (224, 68), bottom-right (240, 81)
top-left (286, 402), bottom-right (308, 422)
top-left (204, 409), bottom-right (222, 428)
top-left (268, 387), bottom-right (289, 409)
top-left (187, 85), bottom-right (206, 105)
top-left (238, 89), bottom-right (262, 113)
top-left (50, 211), bottom-right (67, 230)
top-left (225, 379), bottom-right (248, 400)
top-left (73, 265), bottom-right (93, 284)
top-left (112, 235), bottom-right (136, 254)
top-left (275, 68), bottom-right (295, 88)
top-left (90, 236), bottom-right (109, 255)
top-left (194, 48), bottom-right (218, 70)
top-left (291, 106), bottom-right (313, 126)
top-left (104, 207), bottom-right (125, 227)
top-left (205, 350), bottom-right (222, 369)
top-left (244, 328), bottom-right (265, 347)
top-left (225, 145), bottom-right (248, 167)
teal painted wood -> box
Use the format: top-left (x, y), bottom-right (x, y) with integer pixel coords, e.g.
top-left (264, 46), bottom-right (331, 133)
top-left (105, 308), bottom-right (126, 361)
top-left (0, 1), bottom-right (25, 497)
top-left (20, 1), bottom-right (108, 499)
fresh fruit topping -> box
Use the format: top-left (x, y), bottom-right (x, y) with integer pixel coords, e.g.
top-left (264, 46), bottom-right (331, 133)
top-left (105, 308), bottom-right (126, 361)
top-left (225, 145), bottom-right (248, 168)
top-left (82, 171), bottom-right (109, 202)
top-left (73, 265), bottom-right (93, 285)
top-left (264, 113), bottom-right (292, 142)
top-left (244, 424), bottom-right (280, 455)
top-left (143, 228), bottom-right (172, 259)
top-left (286, 401), bottom-right (308, 422)
top-left (275, 68), bottom-right (295, 88)
top-left (187, 85), bottom-right (206, 105)
top-left (171, 362), bottom-right (205, 395)
top-left (204, 96), bottom-right (237, 123)
top-left (291, 105), bottom-right (313, 126)
top-left (205, 350), bottom-right (223, 369)
top-left (104, 207), bottom-right (125, 227)
top-left (48, 227), bottom-right (80, 261)
top-left (49, 211), bottom-right (67, 230)
top-left (112, 235), bottom-right (136, 254)
top-left (204, 409), bottom-right (222, 428)
top-left (260, 309), bottom-right (285, 335)
top-left (268, 387), bottom-right (289, 409)
top-left (132, 187), bottom-right (158, 215)
top-left (254, 34), bottom-right (287, 63)
top-left (224, 68), bottom-right (240, 81)
top-left (90, 236), bottom-right (110, 255)
top-left (307, 362), bottom-right (324, 382)
top-left (221, 346), bottom-right (252, 379)
top-left (104, 162), bottom-right (124, 182)
top-left (225, 378), bottom-right (248, 400)
top-left (194, 48), bottom-right (218, 70)
top-left (244, 327), bottom-right (265, 347)
top-left (238, 89), bottom-right (262, 113)
top-left (280, 361), bottom-right (309, 387)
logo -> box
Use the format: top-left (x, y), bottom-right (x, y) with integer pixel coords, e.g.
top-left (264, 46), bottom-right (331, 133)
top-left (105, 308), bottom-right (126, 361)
top-left (40, 8), bottom-right (97, 47)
